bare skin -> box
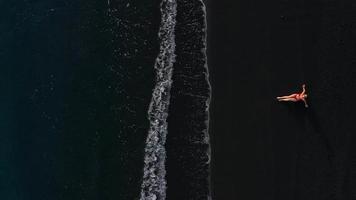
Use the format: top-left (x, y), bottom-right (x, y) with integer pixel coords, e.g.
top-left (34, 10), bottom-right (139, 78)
top-left (277, 84), bottom-right (308, 107)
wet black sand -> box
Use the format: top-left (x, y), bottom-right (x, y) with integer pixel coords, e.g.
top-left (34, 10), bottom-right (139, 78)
top-left (207, 0), bottom-right (356, 199)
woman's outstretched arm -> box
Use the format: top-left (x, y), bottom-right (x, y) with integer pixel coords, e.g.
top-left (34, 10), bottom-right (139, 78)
top-left (301, 84), bottom-right (306, 95)
top-left (302, 99), bottom-right (308, 107)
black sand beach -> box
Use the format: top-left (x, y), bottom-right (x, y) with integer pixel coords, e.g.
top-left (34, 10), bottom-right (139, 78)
top-left (208, 0), bottom-right (356, 199)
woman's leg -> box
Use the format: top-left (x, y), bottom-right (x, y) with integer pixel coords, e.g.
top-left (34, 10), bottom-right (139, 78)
top-left (278, 98), bottom-right (296, 102)
top-left (279, 94), bottom-right (296, 99)
top-left (277, 94), bottom-right (297, 101)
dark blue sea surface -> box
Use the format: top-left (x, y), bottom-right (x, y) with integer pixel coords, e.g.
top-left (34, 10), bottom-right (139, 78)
top-left (1, 0), bottom-right (160, 199)
top-left (0, 0), bottom-right (210, 199)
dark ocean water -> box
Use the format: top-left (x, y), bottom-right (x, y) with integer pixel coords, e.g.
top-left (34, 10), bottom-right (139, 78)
top-left (0, 0), bottom-right (210, 199)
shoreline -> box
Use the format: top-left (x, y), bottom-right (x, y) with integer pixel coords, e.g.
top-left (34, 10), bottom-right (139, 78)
top-left (204, 0), bottom-right (214, 198)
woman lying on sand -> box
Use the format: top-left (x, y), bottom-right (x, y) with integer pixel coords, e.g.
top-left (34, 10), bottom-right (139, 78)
top-left (277, 84), bottom-right (308, 108)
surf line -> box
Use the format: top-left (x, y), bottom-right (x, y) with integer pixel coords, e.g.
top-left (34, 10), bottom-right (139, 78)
top-left (140, 0), bottom-right (177, 200)
top-left (197, 0), bottom-right (213, 199)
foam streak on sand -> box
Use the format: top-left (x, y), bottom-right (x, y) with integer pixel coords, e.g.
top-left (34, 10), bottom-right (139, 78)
top-left (198, 1), bottom-right (212, 199)
top-left (140, 0), bottom-right (177, 199)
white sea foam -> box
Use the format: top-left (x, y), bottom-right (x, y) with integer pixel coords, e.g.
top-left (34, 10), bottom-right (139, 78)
top-left (199, 0), bottom-right (212, 199)
top-left (140, 0), bottom-right (177, 200)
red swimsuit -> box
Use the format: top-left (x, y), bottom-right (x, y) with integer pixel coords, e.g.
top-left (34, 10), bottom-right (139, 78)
top-left (294, 93), bottom-right (303, 101)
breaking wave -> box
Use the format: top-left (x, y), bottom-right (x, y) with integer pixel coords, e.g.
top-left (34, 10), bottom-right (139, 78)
top-left (140, 0), bottom-right (177, 199)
